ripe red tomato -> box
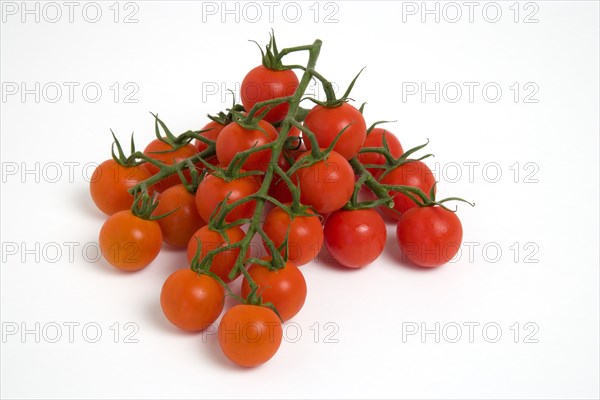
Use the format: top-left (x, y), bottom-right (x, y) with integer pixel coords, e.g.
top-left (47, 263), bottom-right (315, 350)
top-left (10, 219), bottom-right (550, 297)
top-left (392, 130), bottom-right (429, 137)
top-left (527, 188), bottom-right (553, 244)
top-left (324, 209), bottom-right (386, 268)
top-left (143, 139), bottom-right (198, 192)
top-left (268, 173), bottom-right (298, 204)
top-left (379, 161), bottom-right (436, 220)
top-left (357, 128), bottom-right (404, 175)
top-left (241, 260), bottom-right (306, 321)
top-left (293, 150), bottom-right (355, 214)
top-left (152, 184), bottom-right (205, 248)
top-left (303, 103), bottom-right (367, 160)
top-left (263, 206), bottom-right (323, 266)
top-left (186, 225), bottom-right (247, 283)
top-left (90, 159), bottom-right (154, 215)
top-left (240, 65), bottom-right (299, 123)
top-left (99, 210), bottom-right (162, 271)
top-left (160, 269), bottom-right (224, 331)
top-left (396, 206), bottom-right (463, 268)
top-left (195, 172), bottom-right (261, 223)
top-left (215, 120), bottom-right (277, 172)
top-left (195, 120), bottom-right (223, 165)
top-left (218, 304), bottom-right (283, 367)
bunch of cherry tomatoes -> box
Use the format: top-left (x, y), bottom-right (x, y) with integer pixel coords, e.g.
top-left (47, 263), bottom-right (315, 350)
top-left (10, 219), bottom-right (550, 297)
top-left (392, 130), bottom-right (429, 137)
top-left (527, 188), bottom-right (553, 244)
top-left (89, 35), bottom-right (471, 368)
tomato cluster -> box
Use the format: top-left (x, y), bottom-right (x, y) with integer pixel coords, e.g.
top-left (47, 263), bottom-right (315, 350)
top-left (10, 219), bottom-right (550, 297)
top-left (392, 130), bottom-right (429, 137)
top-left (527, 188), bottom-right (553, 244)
top-left (88, 35), bottom-right (471, 368)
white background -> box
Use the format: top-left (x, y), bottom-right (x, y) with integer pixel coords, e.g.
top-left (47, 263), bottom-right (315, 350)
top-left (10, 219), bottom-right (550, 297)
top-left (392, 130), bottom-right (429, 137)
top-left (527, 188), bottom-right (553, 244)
top-left (1, 1), bottom-right (599, 399)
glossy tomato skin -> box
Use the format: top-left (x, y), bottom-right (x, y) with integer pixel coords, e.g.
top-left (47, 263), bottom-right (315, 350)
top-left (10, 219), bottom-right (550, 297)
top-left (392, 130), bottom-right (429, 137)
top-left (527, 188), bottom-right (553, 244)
top-left (303, 103), bottom-right (367, 160)
top-left (186, 226), bottom-right (247, 282)
top-left (99, 210), bottom-right (162, 271)
top-left (379, 161), bottom-right (436, 220)
top-left (357, 128), bottom-right (404, 175)
top-left (195, 172), bottom-right (260, 223)
top-left (218, 304), bottom-right (283, 367)
top-left (152, 184), bottom-right (205, 248)
top-left (160, 269), bottom-right (225, 331)
top-left (263, 206), bottom-right (323, 266)
top-left (216, 120), bottom-right (277, 172)
top-left (396, 207), bottom-right (463, 268)
top-left (241, 260), bottom-right (307, 321)
top-left (144, 139), bottom-right (198, 192)
top-left (293, 150), bottom-right (355, 214)
top-left (90, 159), bottom-right (154, 215)
top-left (324, 209), bottom-right (387, 268)
top-left (241, 66), bottom-right (299, 123)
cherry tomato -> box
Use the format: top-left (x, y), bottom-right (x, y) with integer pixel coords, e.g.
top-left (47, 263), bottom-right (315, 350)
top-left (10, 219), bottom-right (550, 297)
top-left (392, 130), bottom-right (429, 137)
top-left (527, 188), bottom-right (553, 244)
top-left (324, 209), bottom-right (386, 268)
top-left (379, 161), bottom-right (436, 220)
top-left (218, 304), bottom-right (283, 367)
top-left (152, 184), bottom-right (205, 248)
top-left (293, 150), bottom-right (355, 214)
top-left (195, 172), bottom-right (260, 223)
top-left (263, 206), bottom-right (323, 266)
top-left (216, 120), bottom-right (277, 172)
top-left (279, 125), bottom-right (306, 159)
top-left (195, 120), bottom-right (223, 165)
top-left (268, 173), bottom-right (298, 204)
top-left (241, 259), bottom-right (306, 321)
top-left (90, 159), bottom-right (154, 215)
top-left (99, 210), bottom-right (162, 271)
top-left (303, 103), bottom-right (367, 160)
top-left (186, 226), bottom-right (247, 283)
top-left (143, 139), bottom-right (198, 192)
top-left (357, 128), bottom-right (404, 175)
top-left (160, 269), bottom-right (224, 331)
top-left (241, 65), bottom-right (299, 123)
top-left (396, 206), bottom-right (463, 268)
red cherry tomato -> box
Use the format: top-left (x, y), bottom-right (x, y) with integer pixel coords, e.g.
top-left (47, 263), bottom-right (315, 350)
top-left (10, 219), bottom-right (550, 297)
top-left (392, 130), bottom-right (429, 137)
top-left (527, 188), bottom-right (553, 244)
top-left (241, 259), bottom-right (307, 321)
top-left (293, 150), bottom-right (355, 214)
top-left (357, 128), bottom-right (404, 175)
top-left (379, 161), bottom-right (436, 220)
top-left (160, 269), bottom-right (224, 331)
top-left (152, 184), bottom-right (205, 248)
top-left (263, 206), bottom-right (323, 266)
top-left (324, 209), bottom-right (387, 268)
top-left (216, 119), bottom-right (277, 172)
top-left (303, 103), bottom-right (367, 160)
top-left (90, 159), bottom-right (154, 215)
top-left (195, 120), bottom-right (223, 166)
top-left (186, 225), bottom-right (247, 283)
top-left (195, 172), bottom-right (260, 223)
top-left (143, 139), bottom-right (198, 192)
top-left (99, 210), bottom-right (162, 271)
top-left (396, 206), bottom-right (463, 268)
top-left (218, 304), bottom-right (283, 367)
top-left (240, 65), bottom-right (299, 123)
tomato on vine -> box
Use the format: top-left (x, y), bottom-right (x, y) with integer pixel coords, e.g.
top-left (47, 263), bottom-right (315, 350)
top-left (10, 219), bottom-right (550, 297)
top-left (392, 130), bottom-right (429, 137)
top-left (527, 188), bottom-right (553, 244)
top-left (324, 209), bottom-right (386, 268)
top-left (357, 128), bottom-right (404, 175)
top-left (241, 66), bottom-right (299, 123)
top-left (396, 206), bottom-right (463, 268)
top-left (241, 259), bottom-right (307, 321)
top-left (160, 269), bottom-right (224, 331)
top-left (215, 119), bottom-right (278, 172)
top-left (195, 172), bottom-right (261, 223)
top-left (303, 103), bottom-right (367, 160)
top-left (379, 160), bottom-right (436, 220)
top-left (263, 206), bottom-right (323, 266)
top-left (218, 304), bottom-right (283, 367)
top-left (143, 139), bottom-right (198, 192)
top-left (186, 225), bottom-right (247, 283)
top-left (293, 150), bottom-right (355, 214)
top-left (152, 184), bottom-right (205, 248)
top-left (195, 120), bottom-right (223, 166)
top-left (90, 159), bottom-right (154, 215)
top-left (99, 210), bottom-right (162, 271)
